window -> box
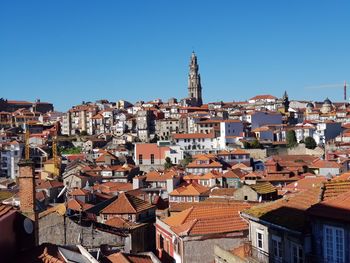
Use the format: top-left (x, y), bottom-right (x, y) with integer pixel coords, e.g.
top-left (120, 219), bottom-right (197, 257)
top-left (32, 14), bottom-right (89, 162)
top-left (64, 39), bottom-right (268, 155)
top-left (139, 154), bottom-right (143, 164)
top-left (324, 225), bottom-right (344, 263)
top-left (256, 230), bottom-right (264, 250)
top-left (291, 242), bottom-right (304, 263)
top-left (272, 235), bottom-right (282, 261)
top-left (103, 214), bottom-right (108, 221)
top-left (151, 154), bottom-right (154, 164)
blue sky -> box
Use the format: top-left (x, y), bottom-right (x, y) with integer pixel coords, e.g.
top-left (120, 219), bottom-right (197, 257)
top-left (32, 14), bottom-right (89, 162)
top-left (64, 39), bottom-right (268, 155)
top-left (1, 1), bottom-right (350, 111)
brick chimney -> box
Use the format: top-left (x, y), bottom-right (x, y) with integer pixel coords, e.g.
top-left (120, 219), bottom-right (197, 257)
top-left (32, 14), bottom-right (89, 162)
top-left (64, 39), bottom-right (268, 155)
top-left (18, 160), bottom-right (36, 216)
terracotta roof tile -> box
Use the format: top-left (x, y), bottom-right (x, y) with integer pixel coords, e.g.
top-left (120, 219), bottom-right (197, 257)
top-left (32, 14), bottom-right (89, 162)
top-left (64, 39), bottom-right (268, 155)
top-left (284, 176), bottom-right (327, 191)
top-left (66, 199), bottom-right (93, 211)
top-left (173, 132), bottom-right (215, 139)
top-left (102, 192), bottom-right (155, 214)
top-left (250, 182), bottom-right (276, 194)
top-left (169, 182), bottom-right (210, 196)
top-left (104, 216), bottom-right (138, 229)
top-left (107, 252), bottom-right (153, 263)
top-left (162, 203), bottom-right (251, 236)
top-left (308, 190), bottom-right (350, 222)
top-left (243, 188), bottom-right (321, 232)
top-left (322, 181), bottom-right (350, 201)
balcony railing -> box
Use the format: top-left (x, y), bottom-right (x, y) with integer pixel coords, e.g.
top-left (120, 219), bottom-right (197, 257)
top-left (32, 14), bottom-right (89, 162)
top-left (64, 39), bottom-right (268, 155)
top-left (243, 242), bottom-right (270, 263)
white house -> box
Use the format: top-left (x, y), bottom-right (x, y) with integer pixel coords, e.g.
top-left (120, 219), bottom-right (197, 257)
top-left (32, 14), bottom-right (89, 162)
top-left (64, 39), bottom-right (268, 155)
top-left (219, 120), bottom-right (244, 149)
top-left (173, 132), bottom-right (219, 154)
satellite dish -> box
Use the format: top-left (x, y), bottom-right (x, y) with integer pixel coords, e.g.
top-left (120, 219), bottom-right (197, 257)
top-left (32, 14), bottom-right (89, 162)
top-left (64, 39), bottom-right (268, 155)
top-left (23, 218), bottom-right (33, 234)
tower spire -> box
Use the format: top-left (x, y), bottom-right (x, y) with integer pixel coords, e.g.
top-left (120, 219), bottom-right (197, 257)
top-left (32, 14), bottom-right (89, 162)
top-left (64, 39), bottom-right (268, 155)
top-left (188, 51), bottom-right (203, 106)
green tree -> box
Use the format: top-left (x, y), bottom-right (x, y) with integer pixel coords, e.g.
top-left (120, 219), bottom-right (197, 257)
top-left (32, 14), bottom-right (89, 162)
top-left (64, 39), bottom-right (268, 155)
top-left (304, 136), bottom-right (317, 149)
top-left (243, 141), bottom-right (251, 149)
top-left (164, 157), bottom-right (173, 169)
top-left (286, 130), bottom-right (298, 148)
top-left (180, 154), bottom-right (193, 167)
top-left (250, 139), bottom-right (262, 149)
top-left (59, 146), bottom-right (82, 154)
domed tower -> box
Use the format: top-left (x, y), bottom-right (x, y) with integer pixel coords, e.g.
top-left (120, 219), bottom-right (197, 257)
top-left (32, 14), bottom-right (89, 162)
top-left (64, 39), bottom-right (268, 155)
top-left (306, 102), bottom-right (314, 114)
top-left (321, 98), bottom-right (332, 114)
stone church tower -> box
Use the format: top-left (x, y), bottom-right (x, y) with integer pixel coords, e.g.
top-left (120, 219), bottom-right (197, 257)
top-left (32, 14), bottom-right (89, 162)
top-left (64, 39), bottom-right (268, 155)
top-left (188, 52), bottom-right (203, 106)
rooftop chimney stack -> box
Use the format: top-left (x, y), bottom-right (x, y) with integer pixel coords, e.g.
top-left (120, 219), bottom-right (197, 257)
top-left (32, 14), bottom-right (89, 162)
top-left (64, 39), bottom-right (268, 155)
top-left (18, 160), bottom-right (36, 217)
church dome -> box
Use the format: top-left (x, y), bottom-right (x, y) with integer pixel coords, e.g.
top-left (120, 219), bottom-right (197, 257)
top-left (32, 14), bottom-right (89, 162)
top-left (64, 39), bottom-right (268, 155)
top-left (323, 98), bottom-right (332, 105)
top-left (306, 102), bottom-right (314, 108)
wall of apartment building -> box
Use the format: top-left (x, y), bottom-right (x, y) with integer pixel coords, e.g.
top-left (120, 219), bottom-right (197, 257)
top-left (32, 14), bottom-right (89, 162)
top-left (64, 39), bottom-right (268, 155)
top-left (183, 233), bottom-right (248, 263)
top-left (214, 245), bottom-right (246, 263)
top-left (38, 211), bottom-right (129, 249)
top-left (249, 220), bottom-right (269, 253)
top-left (233, 185), bottom-right (259, 201)
top-left (251, 112), bottom-right (282, 130)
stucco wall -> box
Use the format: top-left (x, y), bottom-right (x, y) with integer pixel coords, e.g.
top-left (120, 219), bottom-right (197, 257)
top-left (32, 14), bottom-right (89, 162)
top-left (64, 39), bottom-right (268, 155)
top-left (183, 234), bottom-right (247, 263)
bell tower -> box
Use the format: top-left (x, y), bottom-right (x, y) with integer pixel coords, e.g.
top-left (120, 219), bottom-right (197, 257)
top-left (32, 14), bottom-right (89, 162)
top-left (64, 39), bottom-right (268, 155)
top-left (188, 52), bottom-right (203, 106)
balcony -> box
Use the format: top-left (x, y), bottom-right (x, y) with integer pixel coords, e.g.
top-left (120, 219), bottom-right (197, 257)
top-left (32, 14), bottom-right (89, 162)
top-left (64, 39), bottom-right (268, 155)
top-left (243, 242), bottom-right (270, 263)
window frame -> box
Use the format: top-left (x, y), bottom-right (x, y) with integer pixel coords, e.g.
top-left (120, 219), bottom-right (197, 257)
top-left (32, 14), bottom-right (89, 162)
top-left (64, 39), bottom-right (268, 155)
top-left (271, 235), bottom-right (283, 261)
top-left (323, 225), bottom-right (345, 263)
top-left (291, 242), bottom-right (304, 263)
top-left (256, 229), bottom-right (264, 250)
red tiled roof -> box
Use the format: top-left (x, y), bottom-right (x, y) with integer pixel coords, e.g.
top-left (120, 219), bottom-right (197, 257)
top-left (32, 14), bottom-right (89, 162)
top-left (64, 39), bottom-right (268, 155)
top-left (107, 252), bottom-right (153, 263)
top-left (308, 190), bottom-right (350, 222)
top-left (173, 132), bottom-right (215, 139)
top-left (104, 217), bottom-right (138, 229)
top-left (243, 188), bottom-right (322, 232)
top-left (169, 182), bottom-right (210, 197)
top-left (310, 159), bottom-right (342, 169)
top-left (66, 199), bottom-right (93, 211)
top-left (322, 181), bottom-right (350, 201)
top-left (69, 188), bottom-right (90, 196)
top-left (249, 95), bottom-right (277, 100)
top-left (101, 192), bottom-right (155, 214)
top-left (162, 203), bottom-right (251, 236)
top-left (95, 151), bottom-right (118, 162)
top-left (145, 170), bottom-right (177, 182)
top-left (284, 176), bottom-right (327, 191)
top-left (332, 172), bottom-right (350, 181)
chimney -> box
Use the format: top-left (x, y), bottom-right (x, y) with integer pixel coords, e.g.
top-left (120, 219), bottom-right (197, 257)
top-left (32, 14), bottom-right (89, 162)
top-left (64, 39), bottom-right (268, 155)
top-left (18, 160), bottom-right (36, 217)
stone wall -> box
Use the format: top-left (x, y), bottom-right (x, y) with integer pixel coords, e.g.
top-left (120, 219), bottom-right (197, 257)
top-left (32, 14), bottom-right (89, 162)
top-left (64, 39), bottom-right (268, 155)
top-left (287, 144), bottom-right (323, 156)
top-left (245, 149), bottom-right (267, 160)
top-left (38, 212), bottom-right (127, 249)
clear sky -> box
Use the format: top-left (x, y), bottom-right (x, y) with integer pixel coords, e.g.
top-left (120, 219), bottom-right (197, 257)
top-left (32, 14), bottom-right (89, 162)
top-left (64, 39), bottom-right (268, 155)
top-left (1, 1), bottom-right (350, 111)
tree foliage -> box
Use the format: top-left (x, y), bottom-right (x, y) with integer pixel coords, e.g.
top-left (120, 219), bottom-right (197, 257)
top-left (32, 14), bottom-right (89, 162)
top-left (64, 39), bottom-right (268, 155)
top-left (304, 136), bottom-right (317, 149)
top-left (180, 154), bottom-right (193, 167)
top-left (243, 139), bottom-right (262, 149)
top-left (59, 146), bottom-right (82, 155)
top-left (286, 130), bottom-right (298, 148)
top-left (164, 157), bottom-right (173, 169)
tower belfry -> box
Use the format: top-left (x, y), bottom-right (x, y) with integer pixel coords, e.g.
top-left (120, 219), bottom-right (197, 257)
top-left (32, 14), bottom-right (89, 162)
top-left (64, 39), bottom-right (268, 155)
top-left (188, 51), bottom-right (203, 106)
